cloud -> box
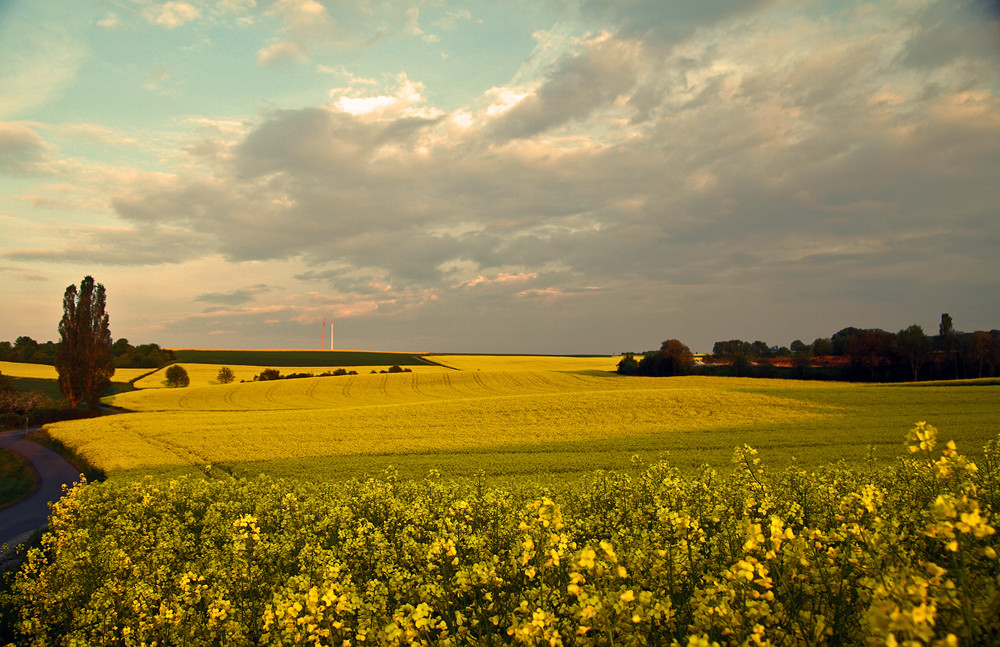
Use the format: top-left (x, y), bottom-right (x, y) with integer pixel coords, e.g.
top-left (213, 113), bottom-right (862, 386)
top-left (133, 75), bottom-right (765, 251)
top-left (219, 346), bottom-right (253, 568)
top-left (404, 7), bottom-right (439, 43)
top-left (3, 225), bottom-right (208, 266)
top-left (257, 40), bottom-right (308, 66)
top-left (487, 32), bottom-right (640, 140)
top-left (900, 0), bottom-right (1000, 69)
top-left (5, 0), bottom-right (998, 353)
top-left (580, 0), bottom-right (774, 43)
top-left (331, 73), bottom-right (438, 118)
top-left (433, 9), bottom-right (473, 31)
top-left (97, 12), bottom-right (122, 29)
top-left (151, 2), bottom-right (202, 29)
top-left (457, 272), bottom-right (537, 289)
top-left (143, 66), bottom-right (182, 97)
top-left (218, 0), bottom-right (257, 13)
top-left (270, 0), bottom-right (329, 36)
top-left (0, 264), bottom-right (48, 282)
top-left (196, 284), bottom-right (272, 306)
top-left (0, 122), bottom-right (50, 173)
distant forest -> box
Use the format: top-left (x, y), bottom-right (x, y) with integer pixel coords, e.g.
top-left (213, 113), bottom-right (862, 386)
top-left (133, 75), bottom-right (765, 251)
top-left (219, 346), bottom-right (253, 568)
top-left (620, 314), bottom-right (1000, 382)
top-left (0, 336), bottom-right (175, 369)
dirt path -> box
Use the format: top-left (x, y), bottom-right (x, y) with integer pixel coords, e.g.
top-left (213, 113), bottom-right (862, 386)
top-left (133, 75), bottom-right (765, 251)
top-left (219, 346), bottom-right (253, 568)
top-left (0, 429), bottom-right (82, 548)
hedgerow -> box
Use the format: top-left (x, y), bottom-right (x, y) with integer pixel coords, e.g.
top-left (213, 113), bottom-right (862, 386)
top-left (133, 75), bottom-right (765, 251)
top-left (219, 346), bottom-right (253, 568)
top-left (5, 423), bottom-right (999, 646)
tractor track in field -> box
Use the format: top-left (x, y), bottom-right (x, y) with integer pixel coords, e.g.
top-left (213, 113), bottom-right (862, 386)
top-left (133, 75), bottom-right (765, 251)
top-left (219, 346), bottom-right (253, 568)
top-left (305, 378), bottom-right (321, 403)
top-left (222, 387), bottom-right (239, 409)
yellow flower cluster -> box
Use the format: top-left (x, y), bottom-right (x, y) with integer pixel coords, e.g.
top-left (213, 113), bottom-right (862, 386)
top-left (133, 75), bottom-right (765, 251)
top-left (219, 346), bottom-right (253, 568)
top-left (6, 424), bottom-right (1000, 646)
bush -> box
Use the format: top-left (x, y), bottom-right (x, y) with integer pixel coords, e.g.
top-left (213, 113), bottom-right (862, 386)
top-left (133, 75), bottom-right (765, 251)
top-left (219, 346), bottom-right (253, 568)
top-left (217, 367), bottom-right (236, 384)
top-left (164, 364), bottom-right (190, 388)
top-left (254, 369), bottom-right (282, 382)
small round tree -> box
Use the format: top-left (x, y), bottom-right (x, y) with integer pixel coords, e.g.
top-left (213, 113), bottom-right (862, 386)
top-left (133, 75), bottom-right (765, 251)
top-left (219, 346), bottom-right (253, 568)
top-left (216, 366), bottom-right (236, 384)
top-left (165, 364), bottom-right (190, 388)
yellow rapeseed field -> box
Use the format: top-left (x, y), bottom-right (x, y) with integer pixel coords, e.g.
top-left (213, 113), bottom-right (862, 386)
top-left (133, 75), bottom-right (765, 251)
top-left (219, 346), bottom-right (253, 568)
top-left (55, 374), bottom-right (833, 475)
top-left (0, 361), bottom-right (149, 383)
top-left (41, 354), bottom-right (1000, 481)
top-left (0, 361), bottom-right (58, 380)
top-left (108, 368), bottom-right (826, 413)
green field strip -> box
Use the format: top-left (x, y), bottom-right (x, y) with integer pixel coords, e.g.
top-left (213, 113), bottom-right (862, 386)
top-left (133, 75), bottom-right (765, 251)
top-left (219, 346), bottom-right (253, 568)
top-left (171, 349), bottom-right (427, 366)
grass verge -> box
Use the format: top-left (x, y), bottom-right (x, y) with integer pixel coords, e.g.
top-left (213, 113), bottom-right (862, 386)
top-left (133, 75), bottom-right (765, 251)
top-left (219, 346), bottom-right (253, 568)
top-left (0, 447), bottom-right (38, 510)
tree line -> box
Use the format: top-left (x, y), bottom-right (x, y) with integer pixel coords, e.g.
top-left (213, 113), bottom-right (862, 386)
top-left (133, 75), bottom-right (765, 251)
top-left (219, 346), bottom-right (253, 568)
top-left (0, 336), bottom-right (174, 369)
top-left (619, 314), bottom-right (1000, 382)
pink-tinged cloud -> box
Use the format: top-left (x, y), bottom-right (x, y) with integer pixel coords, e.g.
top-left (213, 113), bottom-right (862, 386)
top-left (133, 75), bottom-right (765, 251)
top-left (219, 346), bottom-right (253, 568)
top-left (457, 272), bottom-right (537, 289)
top-left (517, 287), bottom-right (564, 298)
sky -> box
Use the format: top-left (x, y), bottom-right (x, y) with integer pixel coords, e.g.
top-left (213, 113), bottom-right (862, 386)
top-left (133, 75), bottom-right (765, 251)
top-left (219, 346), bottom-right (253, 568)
top-left (1, 0), bottom-right (998, 355)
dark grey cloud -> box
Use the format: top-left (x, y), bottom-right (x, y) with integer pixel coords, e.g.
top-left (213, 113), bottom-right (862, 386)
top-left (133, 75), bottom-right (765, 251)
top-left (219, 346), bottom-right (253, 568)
top-left (0, 122), bottom-right (48, 174)
top-left (580, 0), bottom-right (774, 43)
top-left (3, 225), bottom-right (207, 265)
top-left (901, 0), bottom-right (1000, 69)
top-left (195, 284), bottom-right (272, 306)
top-left (489, 36), bottom-right (640, 140)
top-left (0, 264), bottom-right (47, 281)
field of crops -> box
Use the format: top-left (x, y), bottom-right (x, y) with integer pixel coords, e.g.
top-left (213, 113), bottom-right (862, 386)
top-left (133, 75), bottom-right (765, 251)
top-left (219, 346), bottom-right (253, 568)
top-left (7, 351), bottom-right (1000, 645)
top-left (43, 355), bottom-right (1000, 481)
top-left (9, 423), bottom-right (1000, 645)
top-left (172, 349), bottom-right (429, 367)
top-left (0, 361), bottom-right (152, 384)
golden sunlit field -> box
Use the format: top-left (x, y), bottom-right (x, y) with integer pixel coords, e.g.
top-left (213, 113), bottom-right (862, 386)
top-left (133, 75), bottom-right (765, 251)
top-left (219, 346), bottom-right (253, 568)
top-left (36, 354), bottom-right (1000, 482)
top-left (14, 353), bottom-right (1000, 646)
top-left (0, 361), bottom-right (60, 381)
top-left (0, 360), bottom-right (152, 384)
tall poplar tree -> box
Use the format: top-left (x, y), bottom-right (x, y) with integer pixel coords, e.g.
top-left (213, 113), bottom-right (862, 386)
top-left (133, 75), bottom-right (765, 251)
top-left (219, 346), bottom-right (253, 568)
top-left (56, 276), bottom-right (114, 412)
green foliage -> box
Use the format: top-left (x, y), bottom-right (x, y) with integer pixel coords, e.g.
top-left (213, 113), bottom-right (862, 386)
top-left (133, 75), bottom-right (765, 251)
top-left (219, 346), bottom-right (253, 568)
top-left (0, 447), bottom-right (35, 509)
top-left (164, 365), bottom-right (190, 388)
top-left (0, 375), bottom-right (85, 429)
top-left (56, 276), bottom-right (113, 411)
top-left (1, 338), bottom-right (172, 368)
top-left (112, 340), bottom-right (176, 368)
top-left (7, 424), bottom-right (1000, 646)
top-left (217, 367), bottom-right (236, 384)
top-left (616, 341), bottom-right (693, 377)
top-left (616, 354), bottom-right (640, 376)
top-left (0, 391), bottom-right (55, 417)
top-left (254, 368), bottom-right (282, 382)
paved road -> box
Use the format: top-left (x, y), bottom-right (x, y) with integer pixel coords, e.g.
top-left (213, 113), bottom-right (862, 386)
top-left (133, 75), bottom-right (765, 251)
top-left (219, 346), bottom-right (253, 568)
top-left (0, 429), bottom-right (83, 548)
